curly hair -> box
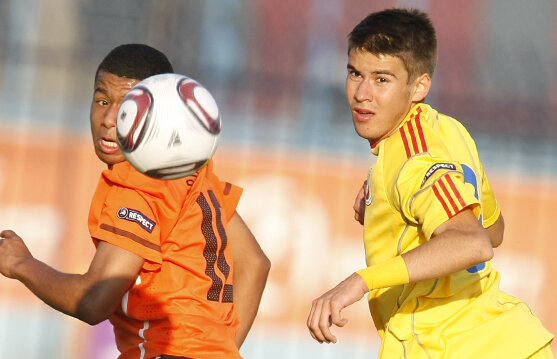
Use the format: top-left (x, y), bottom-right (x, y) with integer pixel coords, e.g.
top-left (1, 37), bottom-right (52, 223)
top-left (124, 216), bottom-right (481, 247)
top-left (94, 43), bottom-right (174, 82)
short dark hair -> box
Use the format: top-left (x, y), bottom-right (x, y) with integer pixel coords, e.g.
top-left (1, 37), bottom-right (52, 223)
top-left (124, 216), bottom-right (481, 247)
top-left (94, 43), bottom-right (174, 82)
top-left (348, 8), bottom-right (437, 81)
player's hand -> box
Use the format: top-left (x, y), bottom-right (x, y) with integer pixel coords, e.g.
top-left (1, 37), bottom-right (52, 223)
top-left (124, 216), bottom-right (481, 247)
top-left (353, 180), bottom-right (366, 225)
top-left (0, 230), bottom-right (33, 279)
top-left (307, 272), bottom-right (368, 344)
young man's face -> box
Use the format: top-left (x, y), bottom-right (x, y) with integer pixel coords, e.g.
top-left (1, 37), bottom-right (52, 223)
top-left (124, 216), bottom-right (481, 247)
top-left (346, 49), bottom-right (425, 146)
top-left (90, 71), bottom-right (140, 167)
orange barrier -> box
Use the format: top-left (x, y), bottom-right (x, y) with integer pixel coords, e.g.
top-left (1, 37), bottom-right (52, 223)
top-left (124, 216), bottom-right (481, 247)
top-left (0, 128), bottom-right (554, 356)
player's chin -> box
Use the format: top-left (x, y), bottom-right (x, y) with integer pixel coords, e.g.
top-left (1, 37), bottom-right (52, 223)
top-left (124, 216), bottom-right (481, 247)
top-left (353, 124), bottom-right (375, 141)
top-left (96, 150), bottom-right (125, 167)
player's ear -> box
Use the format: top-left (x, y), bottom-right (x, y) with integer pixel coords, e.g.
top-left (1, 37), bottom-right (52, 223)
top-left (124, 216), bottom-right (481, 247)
top-left (411, 73), bottom-right (431, 102)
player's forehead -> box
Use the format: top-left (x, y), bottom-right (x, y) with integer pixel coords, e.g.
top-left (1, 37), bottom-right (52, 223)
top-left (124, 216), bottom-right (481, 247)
top-left (349, 49), bottom-right (405, 70)
top-left (94, 70), bottom-right (140, 98)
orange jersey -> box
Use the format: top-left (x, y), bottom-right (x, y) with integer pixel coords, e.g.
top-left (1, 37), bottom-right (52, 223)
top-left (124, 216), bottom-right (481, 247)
top-left (88, 160), bottom-right (242, 359)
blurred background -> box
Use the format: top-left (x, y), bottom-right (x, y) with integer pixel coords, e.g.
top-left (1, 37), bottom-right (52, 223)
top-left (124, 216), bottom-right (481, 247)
top-left (0, 0), bottom-right (556, 357)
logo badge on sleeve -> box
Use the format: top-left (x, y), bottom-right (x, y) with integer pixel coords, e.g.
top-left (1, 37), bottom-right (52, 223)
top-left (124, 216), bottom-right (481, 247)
top-left (117, 207), bottom-right (156, 233)
top-left (421, 163), bottom-right (457, 187)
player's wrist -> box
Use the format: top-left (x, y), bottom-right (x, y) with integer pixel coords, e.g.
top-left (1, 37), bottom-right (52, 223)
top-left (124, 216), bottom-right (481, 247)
top-left (351, 271), bottom-right (370, 294)
top-left (11, 255), bottom-right (37, 281)
top-left (356, 256), bottom-right (409, 291)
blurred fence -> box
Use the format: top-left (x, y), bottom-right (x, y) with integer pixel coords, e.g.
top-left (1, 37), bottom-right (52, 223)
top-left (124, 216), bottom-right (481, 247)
top-left (0, 0), bottom-right (556, 358)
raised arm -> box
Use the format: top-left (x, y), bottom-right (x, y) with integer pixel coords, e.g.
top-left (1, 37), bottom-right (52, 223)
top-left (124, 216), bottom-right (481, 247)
top-left (0, 230), bottom-right (144, 325)
top-left (228, 212), bottom-right (271, 348)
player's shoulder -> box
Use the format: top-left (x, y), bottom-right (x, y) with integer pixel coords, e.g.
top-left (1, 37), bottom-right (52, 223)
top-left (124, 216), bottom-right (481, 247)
top-left (379, 105), bottom-right (456, 182)
top-left (382, 104), bottom-right (435, 162)
top-left (107, 162), bottom-right (164, 188)
top-left (436, 110), bottom-right (474, 138)
top-left (385, 104), bottom-right (473, 160)
top-left (105, 161), bottom-right (190, 205)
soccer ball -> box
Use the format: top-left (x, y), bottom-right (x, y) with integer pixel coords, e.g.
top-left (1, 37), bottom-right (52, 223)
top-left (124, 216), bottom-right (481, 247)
top-left (116, 73), bottom-right (221, 179)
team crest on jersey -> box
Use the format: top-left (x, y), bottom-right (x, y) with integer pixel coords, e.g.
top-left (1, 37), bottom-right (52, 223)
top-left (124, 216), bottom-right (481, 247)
top-left (117, 207), bottom-right (156, 233)
top-left (364, 179), bottom-right (372, 206)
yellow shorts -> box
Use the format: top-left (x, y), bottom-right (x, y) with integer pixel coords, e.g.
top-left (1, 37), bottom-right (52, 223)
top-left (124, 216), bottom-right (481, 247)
top-left (379, 286), bottom-right (554, 359)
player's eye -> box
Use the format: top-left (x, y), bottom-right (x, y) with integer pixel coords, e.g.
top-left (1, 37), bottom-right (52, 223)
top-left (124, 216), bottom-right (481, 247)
top-left (347, 69), bottom-right (361, 79)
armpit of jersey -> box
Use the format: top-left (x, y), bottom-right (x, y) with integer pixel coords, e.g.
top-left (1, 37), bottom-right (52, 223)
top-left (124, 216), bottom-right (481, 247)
top-left (477, 165), bottom-right (501, 228)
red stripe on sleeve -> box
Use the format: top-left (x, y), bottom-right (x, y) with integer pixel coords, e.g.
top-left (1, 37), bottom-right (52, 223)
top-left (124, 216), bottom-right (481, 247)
top-left (445, 175), bottom-right (467, 207)
top-left (400, 127), bottom-right (412, 158)
top-left (432, 183), bottom-right (453, 217)
top-left (438, 178), bottom-right (459, 213)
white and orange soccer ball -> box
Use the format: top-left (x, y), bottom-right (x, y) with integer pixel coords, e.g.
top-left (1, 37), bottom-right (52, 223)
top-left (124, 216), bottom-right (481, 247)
top-left (116, 73), bottom-right (221, 179)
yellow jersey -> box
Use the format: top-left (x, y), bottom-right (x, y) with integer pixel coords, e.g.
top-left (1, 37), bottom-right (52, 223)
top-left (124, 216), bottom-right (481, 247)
top-left (363, 104), bottom-right (553, 358)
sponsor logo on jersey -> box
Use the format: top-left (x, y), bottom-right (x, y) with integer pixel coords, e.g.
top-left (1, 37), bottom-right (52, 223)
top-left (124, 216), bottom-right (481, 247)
top-left (422, 163), bottom-right (457, 187)
top-left (117, 207), bottom-right (156, 233)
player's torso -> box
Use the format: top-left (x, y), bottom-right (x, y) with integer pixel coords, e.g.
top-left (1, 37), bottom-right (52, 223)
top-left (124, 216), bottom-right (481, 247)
top-left (363, 105), bottom-right (491, 330)
top-left (364, 106), bottom-right (484, 262)
top-left (90, 163), bottom-right (241, 358)
top-left (118, 179), bottom-right (240, 358)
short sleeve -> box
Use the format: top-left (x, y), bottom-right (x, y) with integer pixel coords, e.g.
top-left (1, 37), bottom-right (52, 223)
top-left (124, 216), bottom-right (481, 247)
top-left (219, 181), bottom-right (243, 222)
top-left (90, 177), bottom-right (163, 265)
top-left (479, 165), bottom-right (501, 228)
top-left (393, 154), bottom-right (480, 240)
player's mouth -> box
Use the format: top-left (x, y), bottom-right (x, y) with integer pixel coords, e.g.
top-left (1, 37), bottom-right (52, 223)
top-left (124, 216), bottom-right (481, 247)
top-left (353, 107), bottom-right (375, 122)
top-left (100, 138), bottom-right (120, 154)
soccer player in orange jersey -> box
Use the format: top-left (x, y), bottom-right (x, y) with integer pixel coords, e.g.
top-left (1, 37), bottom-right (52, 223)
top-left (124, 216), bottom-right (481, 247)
top-left (307, 9), bottom-right (553, 358)
top-left (0, 44), bottom-right (270, 359)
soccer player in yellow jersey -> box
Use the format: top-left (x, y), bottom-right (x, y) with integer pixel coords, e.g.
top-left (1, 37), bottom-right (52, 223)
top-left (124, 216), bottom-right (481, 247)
top-left (307, 8), bottom-right (553, 358)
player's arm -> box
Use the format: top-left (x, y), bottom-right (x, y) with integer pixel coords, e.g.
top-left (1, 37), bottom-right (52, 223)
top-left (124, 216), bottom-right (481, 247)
top-left (401, 207), bottom-right (492, 282)
top-left (0, 230), bottom-right (144, 325)
top-left (307, 207), bottom-right (492, 344)
top-left (229, 212), bottom-right (270, 348)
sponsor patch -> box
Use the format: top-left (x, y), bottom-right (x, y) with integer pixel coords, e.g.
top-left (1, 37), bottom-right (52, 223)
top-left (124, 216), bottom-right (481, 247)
top-left (422, 163), bottom-right (457, 187)
top-left (117, 207), bottom-right (156, 233)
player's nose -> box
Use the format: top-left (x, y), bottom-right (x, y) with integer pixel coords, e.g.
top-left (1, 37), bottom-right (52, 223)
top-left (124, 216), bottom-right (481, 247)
top-left (103, 104), bottom-right (119, 128)
top-left (354, 80), bottom-right (373, 102)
